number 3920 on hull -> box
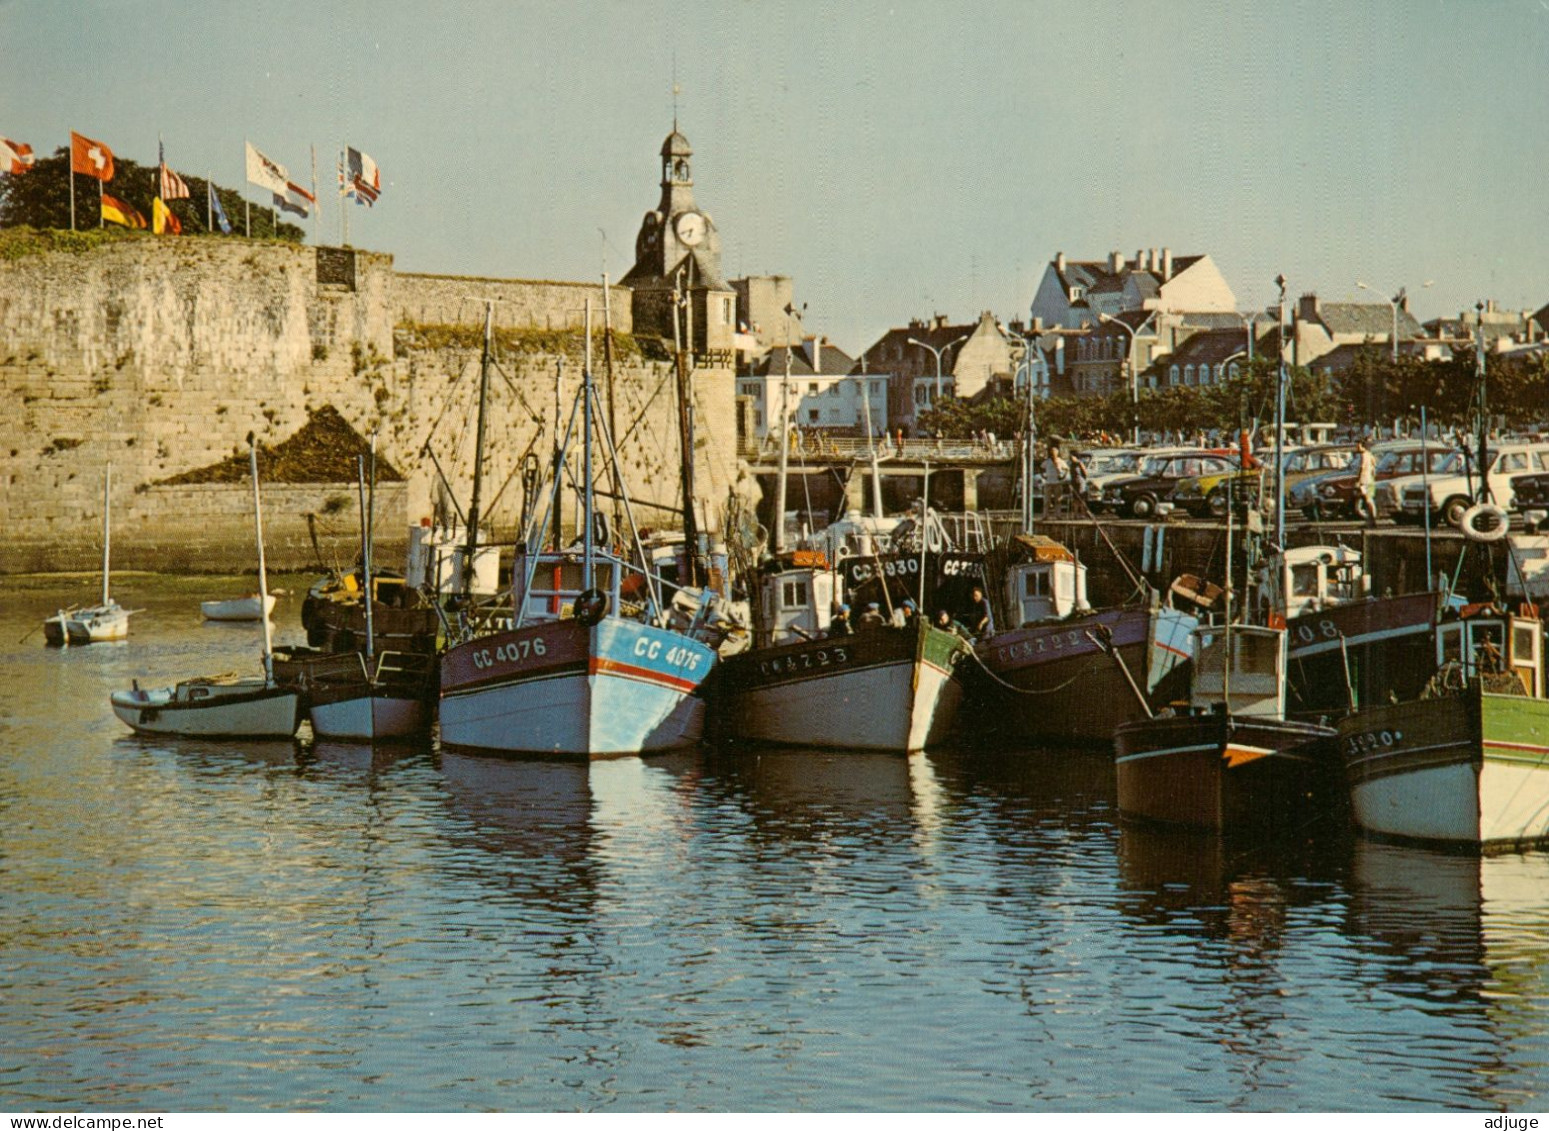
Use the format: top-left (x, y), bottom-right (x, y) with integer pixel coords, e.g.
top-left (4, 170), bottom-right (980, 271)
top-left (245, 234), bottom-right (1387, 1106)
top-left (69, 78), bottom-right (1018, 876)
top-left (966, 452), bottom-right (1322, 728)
top-left (439, 617), bottom-right (715, 759)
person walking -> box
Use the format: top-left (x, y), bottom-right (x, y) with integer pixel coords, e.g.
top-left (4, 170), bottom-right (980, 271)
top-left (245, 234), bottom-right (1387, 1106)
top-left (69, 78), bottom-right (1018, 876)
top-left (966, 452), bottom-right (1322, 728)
top-left (1356, 436), bottom-right (1378, 525)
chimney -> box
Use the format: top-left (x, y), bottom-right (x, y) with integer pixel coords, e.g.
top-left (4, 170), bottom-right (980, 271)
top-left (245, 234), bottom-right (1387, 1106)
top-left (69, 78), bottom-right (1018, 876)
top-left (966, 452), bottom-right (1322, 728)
top-left (1055, 251), bottom-right (1066, 274)
top-left (1135, 249), bottom-right (1145, 271)
top-left (1298, 292), bottom-right (1320, 322)
top-left (804, 335), bottom-right (821, 370)
top-left (1148, 248), bottom-right (1158, 272)
top-left (1161, 248), bottom-right (1173, 281)
top-left (1030, 316), bottom-right (1044, 333)
top-left (1109, 250), bottom-right (1124, 273)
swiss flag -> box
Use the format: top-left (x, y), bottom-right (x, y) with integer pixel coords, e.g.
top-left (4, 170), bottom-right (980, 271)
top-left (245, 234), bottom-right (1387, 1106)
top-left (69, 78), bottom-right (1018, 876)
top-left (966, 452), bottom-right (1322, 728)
top-left (0, 137), bottom-right (35, 175)
top-left (70, 131), bottom-right (114, 181)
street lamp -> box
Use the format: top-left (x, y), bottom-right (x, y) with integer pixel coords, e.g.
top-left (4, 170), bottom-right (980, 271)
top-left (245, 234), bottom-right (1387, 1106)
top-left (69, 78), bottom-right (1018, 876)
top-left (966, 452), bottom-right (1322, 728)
top-left (907, 333), bottom-right (969, 402)
top-left (1098, 310), bottom-right (1158, 444)
top-left (1231, 310), bottom-right (1265, 362)
top-left (1356, 279), bottom-right (1433, 364)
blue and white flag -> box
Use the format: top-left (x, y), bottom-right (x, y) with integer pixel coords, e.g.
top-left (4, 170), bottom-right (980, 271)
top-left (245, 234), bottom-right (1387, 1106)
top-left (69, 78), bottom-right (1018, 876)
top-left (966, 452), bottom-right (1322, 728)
top-left (208, 182), bottom-right (232, 234)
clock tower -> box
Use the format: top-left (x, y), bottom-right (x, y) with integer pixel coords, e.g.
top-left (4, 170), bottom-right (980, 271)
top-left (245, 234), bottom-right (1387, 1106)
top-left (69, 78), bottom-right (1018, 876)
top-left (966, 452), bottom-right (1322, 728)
top-left (622, 126), bottom-right (734, 358)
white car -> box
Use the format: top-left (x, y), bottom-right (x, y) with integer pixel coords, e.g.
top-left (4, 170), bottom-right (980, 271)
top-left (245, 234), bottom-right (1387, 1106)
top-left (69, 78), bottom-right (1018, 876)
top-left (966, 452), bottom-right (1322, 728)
top-left (1390, 443), bottom-right (1549, 527)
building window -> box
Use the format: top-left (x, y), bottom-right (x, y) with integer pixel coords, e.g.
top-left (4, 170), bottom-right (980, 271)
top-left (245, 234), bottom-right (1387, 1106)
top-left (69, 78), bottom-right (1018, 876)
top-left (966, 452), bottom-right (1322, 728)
top-left (808, 382), bottom-right (818, 395)
top-left (723, 297), bottom-right (733, 323)
top-left (807, 409), bottom-right (820, 423)
top-left (1169, 364), bottom-right (1180, 385)
top-left (753, 409), bottom-right (763, 428)
top-left (1229, 362), bottom-right (1241, 379)
top-left (871, 380), bottom-right (881, 394)
top-left (829, 384), bottom-right (839, 396)
top-left (1184, 364), bottom-right (1195, 385)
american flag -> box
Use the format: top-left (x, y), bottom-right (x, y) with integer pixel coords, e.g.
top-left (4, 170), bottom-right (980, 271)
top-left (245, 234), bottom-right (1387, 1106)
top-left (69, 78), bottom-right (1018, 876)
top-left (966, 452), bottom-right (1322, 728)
top-left (158, 140), bottom-right (189, 201)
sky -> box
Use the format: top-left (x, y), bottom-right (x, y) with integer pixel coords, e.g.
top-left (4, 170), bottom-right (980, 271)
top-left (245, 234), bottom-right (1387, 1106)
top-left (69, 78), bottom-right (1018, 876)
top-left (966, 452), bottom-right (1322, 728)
top-left (4, 0), bottom-right (1548, 349)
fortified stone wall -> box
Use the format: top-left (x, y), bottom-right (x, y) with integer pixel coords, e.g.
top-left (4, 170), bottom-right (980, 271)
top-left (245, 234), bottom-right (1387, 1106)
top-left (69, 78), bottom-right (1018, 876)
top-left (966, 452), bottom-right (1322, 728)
top-left (0, 237), bottom-right (740, 572)
top-left (393, 273), bottom-right (632, 333)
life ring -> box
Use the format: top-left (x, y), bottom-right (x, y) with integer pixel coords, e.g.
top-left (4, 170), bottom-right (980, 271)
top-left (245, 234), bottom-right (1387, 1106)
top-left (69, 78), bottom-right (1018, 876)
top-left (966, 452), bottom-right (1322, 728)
top-left (924, 520), bottom-right (945, 555)
top-left (1461, 502), bottom-right (1509, 543)
top-left (574, 587), bottom-right (609, 626)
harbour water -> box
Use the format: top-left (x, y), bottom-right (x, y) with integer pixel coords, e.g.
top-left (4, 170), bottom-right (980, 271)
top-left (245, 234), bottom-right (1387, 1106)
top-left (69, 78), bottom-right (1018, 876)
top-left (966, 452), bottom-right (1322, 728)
top-left (3, 578), bottom-right (1548, 1112)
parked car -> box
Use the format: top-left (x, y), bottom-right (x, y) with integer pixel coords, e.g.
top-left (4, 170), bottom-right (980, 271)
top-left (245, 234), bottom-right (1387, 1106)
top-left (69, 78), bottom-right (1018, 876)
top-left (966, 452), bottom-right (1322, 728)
top-left (1172, 444), bottom-right (1353, 518)
top-left (1099, 451), bottom-right (1238, 519)
top-left (1510, 470), bottom-right (1549, 518)
top-left (1292, 443), bottom-right (1446, 520)
top-left (1391, 443), bottom-right (1549, 527)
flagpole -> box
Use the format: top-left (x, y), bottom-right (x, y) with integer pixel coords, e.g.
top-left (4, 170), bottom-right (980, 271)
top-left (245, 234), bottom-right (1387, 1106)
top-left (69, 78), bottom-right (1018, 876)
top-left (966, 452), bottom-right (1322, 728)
top-left (245, 199), bottom-right (250, 239)
top-left (97, 179), bottom-right (103, 228)
top-left (207, 174), bottom-right (213, 231)
top-left (69, 134), bottom-right (76, 231)
top-left (310, 144), bottom-right (318, 246)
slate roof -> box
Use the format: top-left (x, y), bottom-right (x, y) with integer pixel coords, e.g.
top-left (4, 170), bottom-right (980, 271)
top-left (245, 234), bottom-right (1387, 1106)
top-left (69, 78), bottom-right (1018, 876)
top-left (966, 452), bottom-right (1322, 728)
top-left (1053, 254), bottom-right (1208, 295)
top-left (1315, 302), bottom-right (1423, 338)
top-left (854, 323), bottom-right (979, 375)
top-left (753, 343), bottom-right (857, 379)
top-left (1165, 329), bottom-right (1256, 369)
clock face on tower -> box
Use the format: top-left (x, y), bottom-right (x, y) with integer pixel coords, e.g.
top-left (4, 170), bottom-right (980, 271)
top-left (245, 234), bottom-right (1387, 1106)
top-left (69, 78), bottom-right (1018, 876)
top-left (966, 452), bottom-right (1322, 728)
top-left (675, 211), bottom-right (706, 247)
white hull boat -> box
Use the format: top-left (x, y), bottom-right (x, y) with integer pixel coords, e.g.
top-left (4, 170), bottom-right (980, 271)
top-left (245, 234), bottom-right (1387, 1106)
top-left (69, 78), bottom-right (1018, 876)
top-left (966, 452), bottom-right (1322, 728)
top-left (201, 593), bottom-right (278, 621)
top-left (111, 678), bottom-right (301, 738)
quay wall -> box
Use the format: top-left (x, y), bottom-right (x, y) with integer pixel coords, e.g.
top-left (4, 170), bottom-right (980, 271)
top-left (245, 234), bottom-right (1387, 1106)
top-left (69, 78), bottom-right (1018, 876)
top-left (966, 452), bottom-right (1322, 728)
top-left (0, 237), bottom-right (739, 572)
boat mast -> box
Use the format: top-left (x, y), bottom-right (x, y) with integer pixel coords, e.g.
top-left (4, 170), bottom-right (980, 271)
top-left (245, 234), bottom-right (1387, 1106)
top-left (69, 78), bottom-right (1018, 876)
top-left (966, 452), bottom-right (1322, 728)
top-left (772, 305), bottom-right (795, 554)
top-left (1274, 273), bottom-right (1288, 550)
top-left (463, 302), bottom-right (493, 595)
top-left (356, 454), bottom-right (375, 660)
top-left (1475, 301), bottom-right (1491, 505)
top-left (101, 464), bottom-right (111, 606)
top-left (247, 436), bottom-right (275, 679)
top-left (671, 270), bottom-right (704, 585)
top-left (583, 298), bottom-right (595, 593)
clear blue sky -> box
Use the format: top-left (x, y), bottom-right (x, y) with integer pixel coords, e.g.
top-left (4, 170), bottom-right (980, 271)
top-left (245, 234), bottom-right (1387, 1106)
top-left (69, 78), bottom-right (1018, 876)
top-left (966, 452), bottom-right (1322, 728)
top-left (4, 0), bottom-right (1546, 348)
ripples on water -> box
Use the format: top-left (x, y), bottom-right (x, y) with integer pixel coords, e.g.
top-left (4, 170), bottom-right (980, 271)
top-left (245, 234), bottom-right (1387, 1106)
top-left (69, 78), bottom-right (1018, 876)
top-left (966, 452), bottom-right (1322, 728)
top-left (2, 581), bottom-right (1547, 1111)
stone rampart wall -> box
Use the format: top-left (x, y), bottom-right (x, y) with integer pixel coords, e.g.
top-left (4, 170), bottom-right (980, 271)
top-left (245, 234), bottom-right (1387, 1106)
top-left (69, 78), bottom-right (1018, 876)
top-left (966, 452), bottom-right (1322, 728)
top-left (393, 273), bottom-right (632, 333)
top-left (0, 238), bottom-right (741, 572)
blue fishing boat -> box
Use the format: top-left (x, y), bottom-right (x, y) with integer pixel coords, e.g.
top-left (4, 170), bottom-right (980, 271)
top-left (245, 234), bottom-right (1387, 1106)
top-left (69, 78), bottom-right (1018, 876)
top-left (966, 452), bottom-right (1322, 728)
top-left (437, 298), bottom-right (716, 759)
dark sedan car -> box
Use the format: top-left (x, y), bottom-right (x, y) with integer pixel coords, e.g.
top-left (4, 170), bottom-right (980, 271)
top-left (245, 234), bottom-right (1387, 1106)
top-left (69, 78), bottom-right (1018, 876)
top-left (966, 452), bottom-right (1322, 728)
top-left (1513, 471), bottom-right (1549, 513)
top-left (1098, 452), bottom-right (1238, 519)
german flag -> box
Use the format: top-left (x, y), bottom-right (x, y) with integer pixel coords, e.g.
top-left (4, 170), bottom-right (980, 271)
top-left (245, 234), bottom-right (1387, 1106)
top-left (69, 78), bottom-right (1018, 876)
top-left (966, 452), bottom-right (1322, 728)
top-left (101, 193), bottom-right (147, 229)
top-left (153, 197), bottom-right (181, 235)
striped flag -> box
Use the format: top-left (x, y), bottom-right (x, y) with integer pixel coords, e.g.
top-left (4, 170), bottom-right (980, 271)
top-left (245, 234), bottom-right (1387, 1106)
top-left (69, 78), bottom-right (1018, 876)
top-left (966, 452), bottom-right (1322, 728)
top-left (345, 146), bottom-right (380, 206)
top-left (101, 193), bottom-right (147, 229)
top-left (158, 140), bottom-right (190, 201)
top-left (0, 137), bottom-right (35, 175)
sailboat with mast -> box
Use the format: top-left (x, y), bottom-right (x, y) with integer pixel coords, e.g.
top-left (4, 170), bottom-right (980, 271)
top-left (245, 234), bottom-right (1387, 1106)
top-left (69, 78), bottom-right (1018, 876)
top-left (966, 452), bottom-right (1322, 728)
top-left (437, 300), bottom-right (717, 759)
top-left (110, 438), bottom-right (302, 737)
top-left (287, 440), bottom-right (436, 741)
top-left (45, 465), bottom-right (135, 644)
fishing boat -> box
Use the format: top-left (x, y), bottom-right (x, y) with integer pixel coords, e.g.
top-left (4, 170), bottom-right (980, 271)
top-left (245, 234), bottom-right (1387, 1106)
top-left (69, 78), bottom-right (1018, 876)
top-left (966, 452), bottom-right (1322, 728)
top-left (44, 466), bottom-right (135, 645)
top-left (714, 551), bottom-right (971, 752)
top-left (200, 593), bottom-right (278, 621)
top-left (1335, 601), bottom-right (1549, 850)
top-left (110, 440), bottom-right (302, 738)
top-left (287, 442), bottom-right (436, 742)
top-left (438, 298), bottom-right (716, 759)
top-left (1250, 543), bottom-right (1438, 716)
top-left (968, 534), bottom-right (1198, 744)
top-left (1114, 623), bottom-right (1339, 833)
